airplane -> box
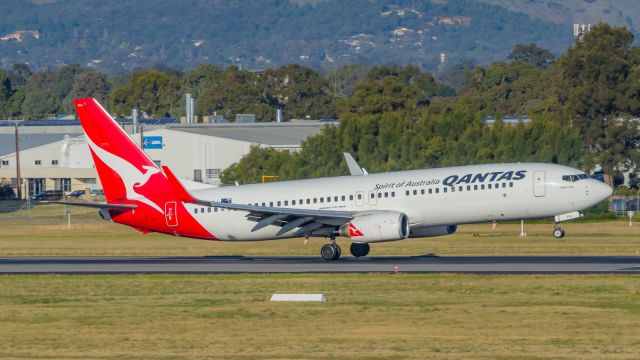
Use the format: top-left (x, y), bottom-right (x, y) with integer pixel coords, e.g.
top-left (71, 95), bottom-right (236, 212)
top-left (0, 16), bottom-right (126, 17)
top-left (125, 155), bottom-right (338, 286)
top-left (52, 98), bottom-right (613, 261)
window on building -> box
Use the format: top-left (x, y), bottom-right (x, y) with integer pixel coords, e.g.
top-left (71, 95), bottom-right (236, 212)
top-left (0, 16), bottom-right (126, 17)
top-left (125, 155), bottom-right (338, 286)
top-left (1, 160), bottom-right (8, 166)
top-left (35, 160), bottom-right (41, 166)
top-left (193, 169), bottom-right (203, 182)
top-left (51, 160), bottom-right (59, 166)
top-left (206, 168), bottom-right (221, 179)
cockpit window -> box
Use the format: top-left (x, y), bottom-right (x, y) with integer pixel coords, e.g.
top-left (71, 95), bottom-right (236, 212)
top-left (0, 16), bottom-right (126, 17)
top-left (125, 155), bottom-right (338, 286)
top-left (562, 173), bottom-right (589, 182)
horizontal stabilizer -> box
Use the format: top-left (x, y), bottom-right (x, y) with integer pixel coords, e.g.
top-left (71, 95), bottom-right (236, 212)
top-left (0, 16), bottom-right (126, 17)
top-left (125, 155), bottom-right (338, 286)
top-left (38, 201), bottom-right (137, 209)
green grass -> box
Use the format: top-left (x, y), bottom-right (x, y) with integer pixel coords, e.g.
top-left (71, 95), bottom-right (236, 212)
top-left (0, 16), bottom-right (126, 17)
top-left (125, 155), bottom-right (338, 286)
top-left (0, 274), bottom-right (639, 359)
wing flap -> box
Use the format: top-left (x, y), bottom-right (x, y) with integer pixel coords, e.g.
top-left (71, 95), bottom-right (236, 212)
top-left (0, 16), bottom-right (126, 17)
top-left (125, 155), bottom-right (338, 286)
top-left (38, 201), bottom-right (137, 209)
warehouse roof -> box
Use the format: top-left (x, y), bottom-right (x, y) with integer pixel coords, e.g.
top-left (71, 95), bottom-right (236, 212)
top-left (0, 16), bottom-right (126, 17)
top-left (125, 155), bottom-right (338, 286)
top-left (168, 122), bottom-right (334, 146)
top-left (0, 133), bottom-right (81, 157)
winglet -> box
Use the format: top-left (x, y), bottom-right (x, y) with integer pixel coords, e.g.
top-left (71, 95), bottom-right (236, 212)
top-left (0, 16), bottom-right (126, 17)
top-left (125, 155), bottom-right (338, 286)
top-left (162, 165), bottom-right (197, 203)
top-left (343, 153), bottom-right (365, 176)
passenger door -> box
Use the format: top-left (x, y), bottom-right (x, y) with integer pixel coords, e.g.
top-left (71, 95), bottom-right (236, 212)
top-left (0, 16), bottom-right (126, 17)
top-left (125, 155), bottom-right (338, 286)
top-left (533, 171), bottom-right (546, 197)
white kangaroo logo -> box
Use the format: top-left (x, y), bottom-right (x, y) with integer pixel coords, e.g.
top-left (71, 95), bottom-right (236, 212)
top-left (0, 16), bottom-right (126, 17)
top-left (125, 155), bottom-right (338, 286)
top-left (86, 136), bottom-right (164, 214)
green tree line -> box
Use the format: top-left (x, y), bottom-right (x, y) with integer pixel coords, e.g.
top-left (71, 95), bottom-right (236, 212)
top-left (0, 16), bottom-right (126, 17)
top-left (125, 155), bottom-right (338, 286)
top-left (222, 24), bottom-right (640, 184)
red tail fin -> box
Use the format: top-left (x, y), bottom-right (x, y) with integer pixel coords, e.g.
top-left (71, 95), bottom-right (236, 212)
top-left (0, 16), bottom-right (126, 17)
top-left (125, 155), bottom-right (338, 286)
top-left (75, 98), bottom-right (215, 239)
top-left (75, 98), bottom-right (164, 205)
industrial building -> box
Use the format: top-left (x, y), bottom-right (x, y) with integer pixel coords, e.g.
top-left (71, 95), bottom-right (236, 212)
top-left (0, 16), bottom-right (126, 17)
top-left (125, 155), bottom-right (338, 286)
top-left (0, 121), bottom-right (331, 199)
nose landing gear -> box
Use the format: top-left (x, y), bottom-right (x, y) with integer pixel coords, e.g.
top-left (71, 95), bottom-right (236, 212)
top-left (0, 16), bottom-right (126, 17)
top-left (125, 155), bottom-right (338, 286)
top-left (553, 227), bottom-right (565, 239)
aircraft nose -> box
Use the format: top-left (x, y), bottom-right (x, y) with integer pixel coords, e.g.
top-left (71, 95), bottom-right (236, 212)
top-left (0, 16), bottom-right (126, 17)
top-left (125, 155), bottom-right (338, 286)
top-left (592, 180), bottom-right (613, 200)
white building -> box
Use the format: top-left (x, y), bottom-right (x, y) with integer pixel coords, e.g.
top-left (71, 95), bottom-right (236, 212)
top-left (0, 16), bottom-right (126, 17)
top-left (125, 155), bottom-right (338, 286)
top-left (0, 121), bottom-right (331, 198)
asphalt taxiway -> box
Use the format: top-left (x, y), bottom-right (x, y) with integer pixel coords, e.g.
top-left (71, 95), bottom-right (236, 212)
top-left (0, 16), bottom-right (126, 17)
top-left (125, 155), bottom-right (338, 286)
top-left (0, 255), bottom-right (639, 274)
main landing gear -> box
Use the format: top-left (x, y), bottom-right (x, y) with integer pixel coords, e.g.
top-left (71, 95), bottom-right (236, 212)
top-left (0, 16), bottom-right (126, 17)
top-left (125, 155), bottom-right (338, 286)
top-left (320, 237), bottom-right (341, 261)
top-left (350, 243), bottom-right (370, 257)
top-left (320, 236), bottom-right (372, 261)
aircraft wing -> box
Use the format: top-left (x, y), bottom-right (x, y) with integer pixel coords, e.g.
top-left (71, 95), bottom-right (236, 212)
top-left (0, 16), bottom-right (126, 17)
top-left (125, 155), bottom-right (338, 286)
top-left (162, 166), bottom-right (353, 236)
top-left (343, 152), bottom-right (366, 176)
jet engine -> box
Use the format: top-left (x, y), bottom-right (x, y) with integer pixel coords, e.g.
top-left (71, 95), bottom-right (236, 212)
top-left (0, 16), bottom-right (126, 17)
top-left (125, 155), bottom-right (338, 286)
top-left (339, 211), bottom-right (409, 243)
top-left (409, 225), bottom-right (457, 238)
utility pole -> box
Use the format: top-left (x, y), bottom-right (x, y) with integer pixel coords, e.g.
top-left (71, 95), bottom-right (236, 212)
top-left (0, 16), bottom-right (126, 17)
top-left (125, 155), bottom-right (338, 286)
top-left (14, 123), bottom-right (21, 200)
top-left (140, 125), bottom-right (145, 152)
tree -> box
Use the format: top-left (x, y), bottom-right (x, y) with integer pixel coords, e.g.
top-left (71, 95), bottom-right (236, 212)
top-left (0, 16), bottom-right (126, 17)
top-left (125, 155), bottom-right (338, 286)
top-left (65, 70), bottom-right (110, 113)
top-left (110, 70), bottom-right (181, 117)
top-left (508, 43), bottom-right (555, 68)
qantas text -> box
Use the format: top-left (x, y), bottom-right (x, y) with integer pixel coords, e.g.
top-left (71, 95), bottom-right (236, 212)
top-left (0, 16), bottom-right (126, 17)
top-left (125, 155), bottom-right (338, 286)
top-left (442, 170), bottom-right (527, 186)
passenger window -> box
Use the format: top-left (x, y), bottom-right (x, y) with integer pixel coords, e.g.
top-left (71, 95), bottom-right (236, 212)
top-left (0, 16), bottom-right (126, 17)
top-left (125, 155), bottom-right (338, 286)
top-left (284, 200), bottom-right (289, 206)
top-left (372, 193), bottom-right (376, 199)
top-left (467, 185), bottom-right (471, 191)
top-left (384, 192), bottom-right (388, 198)
top-left (428, 188), bottom-right (433, 194)
top-left (378, 192), bottom-right (382, 198)
top-left (194, 208), bottom-right (198, 214)
top-left (405, 190), bottom-right (410, 196)
top-left (481, 185), bottom-right (485, 190)
top-left (443, 187), bottom-right (448, 193)
top-left (357, 194), bottom-right (362, 200)
top-left (214, 208), bottom-right (218, 212)
top-left (201, 208), bottom-right (205, 213)
top-left (342, 195), bottom-right (346, 201)
top-left (208, 208), bottom-right (212, 213)
top-left (509, 182), bottom-right (514, 187)
top-left (435, 188), bottom-right (439, 194)
top-left (334, 196), bottom-right (338, 202)
top-left (413, 190), bottom-right (418, 195)
top-left (327, 197), bottom-right (331, 203)
top-left (320, 198), bottom-right (324, 203)
top-left (270, 202), bottom-right (274, 206)
top-left (474, 185), bottom-right (478, 190)
top-left (391, 191), bottom-right (395, 197)
top-left (313, 198), bottom-right (317, 204)
top-left (488, 184), bottom-right (492, 189)
top-left (502, 183), bottom-right (506, 188)
top-left (451, 187), bottom-right (455, 192)
top-left (277, 201), bottom-right (281, 206)
top-left (351, 195), bottom-right (355, 200)
top-left (459, 186), bottom-right (463, 191)
top-left (292, 200), bottom-right (296, 205)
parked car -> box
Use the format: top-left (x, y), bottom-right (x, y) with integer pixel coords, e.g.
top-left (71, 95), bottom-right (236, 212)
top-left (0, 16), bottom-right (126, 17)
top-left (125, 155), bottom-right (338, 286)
top-left (66, 190), bottom-right (86, 198)
top-left (30, 190), bottom-right (64, 200)
top-left (90, 189), bottom-right (104, 196)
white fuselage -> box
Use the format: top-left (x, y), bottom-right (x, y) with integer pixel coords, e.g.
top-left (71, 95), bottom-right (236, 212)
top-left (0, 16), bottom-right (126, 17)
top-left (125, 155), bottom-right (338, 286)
top-left (183, 163), bottom-right (612, 241)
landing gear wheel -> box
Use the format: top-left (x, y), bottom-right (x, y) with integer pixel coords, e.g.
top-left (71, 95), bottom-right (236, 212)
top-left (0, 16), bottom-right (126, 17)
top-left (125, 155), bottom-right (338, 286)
top-left (350, 243), bottom-right (370, 257)
top-left (334, 244), bottom-right (341, 259)
top-left (321, 243), bottom-right (341, 260)
top-left (553, 228), bottom-right (565, 239)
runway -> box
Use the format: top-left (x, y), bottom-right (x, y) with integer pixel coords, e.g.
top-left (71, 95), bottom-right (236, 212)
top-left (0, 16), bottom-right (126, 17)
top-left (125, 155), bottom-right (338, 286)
top-left (1, 255), bottom-right (640, 274)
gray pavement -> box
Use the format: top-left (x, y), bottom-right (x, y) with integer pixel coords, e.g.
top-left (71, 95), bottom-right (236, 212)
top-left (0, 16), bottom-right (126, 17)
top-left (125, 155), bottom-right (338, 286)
top-left (1, 255), bottom-right (640, 274)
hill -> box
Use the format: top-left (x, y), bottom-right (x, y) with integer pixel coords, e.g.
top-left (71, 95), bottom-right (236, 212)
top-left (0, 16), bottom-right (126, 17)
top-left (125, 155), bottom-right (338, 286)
top-left (0, 0), bottom-right (636, 73)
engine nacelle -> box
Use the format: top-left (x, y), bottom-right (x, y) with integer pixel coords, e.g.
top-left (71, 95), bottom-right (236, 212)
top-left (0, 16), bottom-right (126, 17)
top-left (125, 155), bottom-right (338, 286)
top-left (409, 225), bottom-right (457, 238)
top-left (339, 211), bottom-right (409, 243)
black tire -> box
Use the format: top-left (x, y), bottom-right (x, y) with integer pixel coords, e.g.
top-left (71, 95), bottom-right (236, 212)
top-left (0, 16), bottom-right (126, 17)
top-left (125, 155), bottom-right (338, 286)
top-left (553, 228), bottom-right (564, 239)
top-left (333, 244), bottom-right (342, 260)
top-left (350, 243), bottom-right (370, 257)
top-left (321, 244), bottom-right (337, 261)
